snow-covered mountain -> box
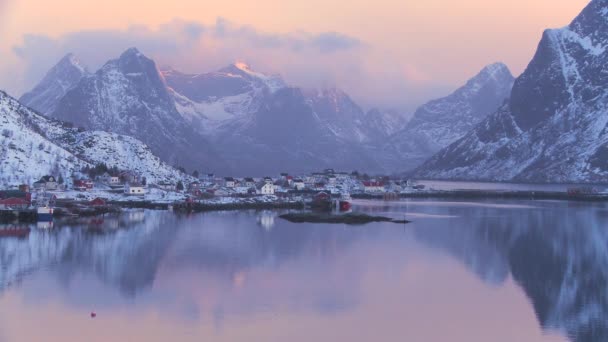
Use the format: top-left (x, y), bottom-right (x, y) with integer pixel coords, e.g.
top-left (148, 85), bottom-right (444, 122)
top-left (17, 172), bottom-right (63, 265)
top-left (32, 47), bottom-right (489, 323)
top-left (0, 90), bottom-right (190, 186)
top-left (164, 62), bottom-right (285, 130)
top-left (210, 87), bottom-right (385, 175)
top-left (24, 49), bottom-right (415, 175)
top-left (164, 63), bottom-right (407, 174)
top-left (19, 53), bottom-right (89, 115)
top-left (377, 63), bottom-right (514, 172)
top-left (416, 0), bottom-right (608, 183)
top-left (363, 108), bottom-right (409, 140)
top-left (49, 48), bottom-right (226, 174)
top-left (0, 91), bottom-right (86, 185)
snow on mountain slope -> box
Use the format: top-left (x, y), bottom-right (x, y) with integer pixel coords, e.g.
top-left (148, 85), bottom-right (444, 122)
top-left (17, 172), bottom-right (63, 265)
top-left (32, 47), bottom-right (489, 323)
top-left (0, 91), bottom-right (85, 186)
top-left (305, 88), bottom-right (369, 143)
top-left (60, 131), bottom-right (192, 183)
top-left (208, 87), bottom-right (383, 175)
top-left (19, 53), bottom-right (89, 115)
top-left (50, 48), bottom-right (227, 174)
top-left (0, 90), bottom-right (190, 186)
top-left (164, 63), bottom-right (406, 174)
top-left (163, 63), bottom-right (285, 135)
top-left (416, 0), bottom-right (608, 183)
top-left (364, 108), bottom-right (409, 139)
top-left (378, 63), bottom-right (514, 172)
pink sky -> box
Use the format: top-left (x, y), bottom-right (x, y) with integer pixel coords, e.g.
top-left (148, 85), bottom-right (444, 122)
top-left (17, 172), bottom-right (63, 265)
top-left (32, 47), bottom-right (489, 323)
top-left (0, 0), bottom-right (591, 109)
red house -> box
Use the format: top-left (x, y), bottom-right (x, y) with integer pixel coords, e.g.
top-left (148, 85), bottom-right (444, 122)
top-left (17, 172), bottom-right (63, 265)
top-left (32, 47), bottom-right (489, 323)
top-left (74, 179), bottom-right (94, 191)
top-left (0, 198), bottom-right (30, 210)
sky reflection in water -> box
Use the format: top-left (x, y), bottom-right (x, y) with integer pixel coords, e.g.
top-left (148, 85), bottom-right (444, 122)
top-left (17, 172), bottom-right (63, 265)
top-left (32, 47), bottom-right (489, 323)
top-left (1, 199), bottom-right (606, 342)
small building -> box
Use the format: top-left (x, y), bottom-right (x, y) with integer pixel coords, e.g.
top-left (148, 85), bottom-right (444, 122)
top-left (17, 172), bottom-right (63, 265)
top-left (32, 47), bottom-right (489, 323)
top-left (0, 198), bottom-right (30, 210)
top-left (293, 179), bottom-right (306, 191)
top-left (33, 176), bottom-right (58, 191)
top-left (101, 173), bottom-right (122, 187)
top-left (243, 177), bottom-right (256, 188)
top-left (363, 181), bottom-right (385, 193)
top-left (120, 171), bottom-right (140, 184)
top-left (224, 177), bottom-right (236, 188)
top-left (74, 179), bottom-right (94, 191)
top-left (258, 182), bottom-right (275, 195)
top-left (124, 183), bottom-right (146, 196)
top-left (18, 184), bottom-right (29, 193)
top-left (188, 181), bottom-right (202, 193)
top-left (263, 177), bottom-right (274, 185)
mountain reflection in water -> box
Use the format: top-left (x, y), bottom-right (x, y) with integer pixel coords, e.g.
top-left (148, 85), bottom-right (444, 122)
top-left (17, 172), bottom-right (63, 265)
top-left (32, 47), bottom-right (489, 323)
top-left (0, 200), bottom-right (606, 342)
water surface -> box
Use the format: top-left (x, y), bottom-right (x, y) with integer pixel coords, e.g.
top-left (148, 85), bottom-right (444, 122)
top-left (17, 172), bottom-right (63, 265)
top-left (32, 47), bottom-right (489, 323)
top-left (1, 199), bottom-right (606, 342)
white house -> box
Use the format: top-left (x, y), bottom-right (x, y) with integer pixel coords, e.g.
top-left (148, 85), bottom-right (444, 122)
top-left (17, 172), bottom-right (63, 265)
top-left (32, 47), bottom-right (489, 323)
top-left (258, 183), bottom-right (275, 195)
top-left (101, 173), bottom-right (122, 186)
top-left (33, 175), bottom-right (60, 191)
top-left (224, 177), bottom-right (236, 188)
top-left (293, 179), bottom-right (306, 191)
top-left (124, 183), bottom-right (146, 196)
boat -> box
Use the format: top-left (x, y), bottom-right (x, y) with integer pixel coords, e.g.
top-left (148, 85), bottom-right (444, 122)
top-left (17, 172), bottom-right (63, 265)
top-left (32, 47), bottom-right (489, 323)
top-left (37, 206), bottom-right (54, 222)
top-left (338, 193), bottom-right (352, 211)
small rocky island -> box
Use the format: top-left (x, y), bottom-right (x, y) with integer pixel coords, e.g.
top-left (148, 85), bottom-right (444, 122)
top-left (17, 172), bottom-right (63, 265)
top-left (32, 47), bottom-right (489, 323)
top-left (279, 212), bottom-right (410, 225)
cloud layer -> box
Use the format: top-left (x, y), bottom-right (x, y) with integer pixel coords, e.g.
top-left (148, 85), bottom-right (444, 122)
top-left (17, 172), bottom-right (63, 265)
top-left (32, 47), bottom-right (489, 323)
top-left (10, 18), bottom-right (446, 110)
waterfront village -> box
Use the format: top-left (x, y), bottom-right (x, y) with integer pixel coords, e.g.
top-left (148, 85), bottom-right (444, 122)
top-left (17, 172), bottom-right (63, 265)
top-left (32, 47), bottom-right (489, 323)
top-left (3, 163), bottom-right (606, 224)
top-left (0, 166), bottom-right (427, 221)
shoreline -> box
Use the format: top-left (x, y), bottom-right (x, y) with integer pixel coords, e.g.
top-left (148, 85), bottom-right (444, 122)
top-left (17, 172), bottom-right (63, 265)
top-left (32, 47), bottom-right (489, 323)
top-left (3, 189), bottom-right (606, 225)
top-left (353, 190), bottom-right (608, 202)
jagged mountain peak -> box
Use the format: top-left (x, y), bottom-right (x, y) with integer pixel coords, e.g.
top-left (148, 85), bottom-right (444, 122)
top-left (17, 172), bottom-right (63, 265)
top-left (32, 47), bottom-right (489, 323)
top-left (105, 47), bottom-right (161, 77)
top-left (120, 47), bottom-right (144, 58)
top-left (476, 62), bottom-right (513, 82)
top-left (56, 53), bottom-right (88, 73)
top-left (379, 62), bottom-right (515, 172)
top-left (457, 62), bottom-right (514, 98)
top-left (218, 62), bottom-right (286, 92)
top-left (19, 53), bottom-right (90, 114)
top-left (49, 49), bottom-right (227, 173)
top-left (233, 61), bottom-right (253, 71)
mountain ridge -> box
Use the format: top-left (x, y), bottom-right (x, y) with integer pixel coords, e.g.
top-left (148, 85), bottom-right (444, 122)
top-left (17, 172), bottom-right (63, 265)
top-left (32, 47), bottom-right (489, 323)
top-left (415, 0), bottom-right (608, 183)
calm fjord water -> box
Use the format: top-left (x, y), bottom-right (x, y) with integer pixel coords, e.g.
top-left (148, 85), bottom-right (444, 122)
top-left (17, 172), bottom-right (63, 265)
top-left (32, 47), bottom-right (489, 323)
top-left (1, 199), bottom-right (606, 342)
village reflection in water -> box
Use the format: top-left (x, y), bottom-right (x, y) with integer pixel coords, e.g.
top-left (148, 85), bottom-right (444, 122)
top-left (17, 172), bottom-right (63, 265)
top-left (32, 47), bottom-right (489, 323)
top-left (0, 200), bottom-right (606, 341)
